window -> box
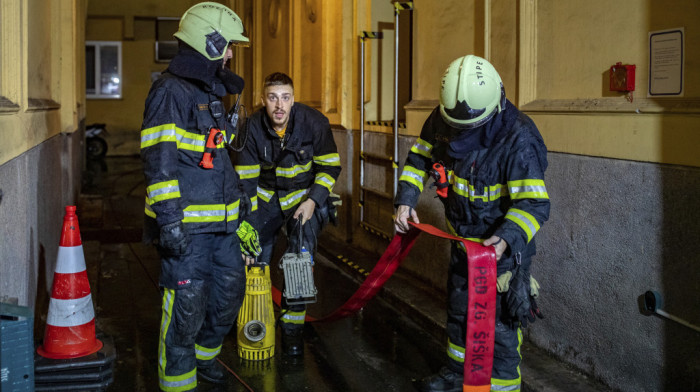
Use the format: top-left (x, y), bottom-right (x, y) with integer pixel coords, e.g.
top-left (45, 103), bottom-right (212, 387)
top-left (86, 41), bottom-right (122, 99)
top-left (155, 17), bottom-right (179, 63)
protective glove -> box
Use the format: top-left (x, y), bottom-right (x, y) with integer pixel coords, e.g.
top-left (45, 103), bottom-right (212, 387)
top-left (237, 221), bottom-right (261, 258)
top-left (326, 192), bottom-right (342, 226)
top-left (505, 269), bottom-right (544, 328)
top-left (496, 271), bottom-right (512, 293)
top-left (159, 221), bottom-right (189, 256)
top-left (530, 275), bottom-right (541, 298)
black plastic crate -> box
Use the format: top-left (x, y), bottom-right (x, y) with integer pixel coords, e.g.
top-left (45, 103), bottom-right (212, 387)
top-left (0, 302), bottom-right (35, 392)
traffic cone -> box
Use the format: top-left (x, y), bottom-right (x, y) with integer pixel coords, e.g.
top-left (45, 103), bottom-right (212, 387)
top-left (37, 205), bottom-right (103, 359)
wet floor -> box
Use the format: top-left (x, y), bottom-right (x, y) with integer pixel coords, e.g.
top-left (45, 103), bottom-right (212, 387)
top-left (78, 156), bottom-right (443, 391)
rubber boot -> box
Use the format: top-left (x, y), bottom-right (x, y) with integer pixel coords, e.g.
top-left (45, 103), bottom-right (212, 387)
top-left (416, 366), bottom-right (463, 392)
top-left (281, 329), bottom-right (304, 356)
top-left (197, 360), bottom-right (227, 384)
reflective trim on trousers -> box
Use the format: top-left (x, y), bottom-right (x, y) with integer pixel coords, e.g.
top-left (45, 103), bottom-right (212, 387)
top-left (280, 310), bottom-right (306, 325)
top-left (195, 343), bottom-right (222, 361)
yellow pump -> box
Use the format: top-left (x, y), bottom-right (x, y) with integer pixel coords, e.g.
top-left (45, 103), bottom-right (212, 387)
top-left (237, 264), bottom-right (275, 360)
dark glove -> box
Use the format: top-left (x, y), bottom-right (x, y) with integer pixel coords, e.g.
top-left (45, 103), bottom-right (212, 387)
top-left (159, 221), bottom-right (189, 256)
top-left (505, 269), bottom-right (544, 328)
top-left (326, 192), bottom-right (342, 226)
top-left (239, 194), bottom-right (252, 220)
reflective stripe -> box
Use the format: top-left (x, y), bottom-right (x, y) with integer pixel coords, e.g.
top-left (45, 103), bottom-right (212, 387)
top-left (145, 197), bottom-right (156, 218)
top-left (410, 138), bottom-right (433, 158)
top-left (226, 200), bottom-right (240, 222)
top-left (447, 338), bottom-right (465, 363)
top-left (144, 196), bottom-right (239, 223)
top-left (141, 124), bottom-right (177, 148)
top-left (182, 205), bottom-right (226, 223)
top-left (176, 129), bottom-right (206, 152)
top-left (159, 289), bottom-right (174, 381)
top-left (180, 202), bottom-right (240, 223)
top-left (279, 189), bottom-right (308, 211)
top-left (313, 153), bottom-right (341, 166)
top-left (491, 380), bottom-right (521, 391)
top-left (508, 179), bottom-right (549, 200)
top-left (235, 164), bottom-right (261, 179)
top-left (399, 165), bottom-right (427, 192)
top-left (46, 295), bottom-right (95, 326)
top-left (159, 368), bottom-right (197, 392)
top-left (314, 172), bottom-right (336, 191)
top-left (491, 327), bottom-right (522, 391)
top-left (195, 344), bottom-right (222, 361)
top-left (141, 123), bottom-right (211, 153)
top-left (147, 180), bottom-right (181, 203)
top-left (257, 187), bottom-right (274, 203)
top-left (505, 208), bottom-right (540, 243)
top-left (489, 184), bottom-right (507, 200)
top-left (446, 220), bottom-right (482, 254)
top-left (453, 175), bottom-right (506, 202)
top-left (281, 310), bottom-right (306, 325)
top-left (55, 246), bottom-right (86, 273)
top-left (250, 195), bottom-right (258, 212)
top-left (276, 161), bottom-right (312, 178)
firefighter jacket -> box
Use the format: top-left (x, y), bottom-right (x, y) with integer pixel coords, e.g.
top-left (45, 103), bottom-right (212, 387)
top-left (395, 100), bottom-right (550, 258)
top-left (140, 46), bottom-right (245, 239)
top-left (234, 103), bottom-right (341, 221)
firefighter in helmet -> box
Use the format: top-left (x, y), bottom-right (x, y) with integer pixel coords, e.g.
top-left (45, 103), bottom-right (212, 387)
top-left (394, 55), bottom-right (550, 392)
top-left (140, 3), bottom-right (258, 390)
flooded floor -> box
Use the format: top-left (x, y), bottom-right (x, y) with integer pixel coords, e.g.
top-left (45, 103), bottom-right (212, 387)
top-left (78, 156), bottom-right (442, 391)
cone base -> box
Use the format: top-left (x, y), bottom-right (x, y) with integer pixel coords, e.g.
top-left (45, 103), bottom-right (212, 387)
top-left (37, 338), bottom-right (103, 360)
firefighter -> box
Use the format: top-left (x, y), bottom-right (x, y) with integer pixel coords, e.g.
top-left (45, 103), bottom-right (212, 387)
top-left (140, 3), bottom-right (257, 390)
top-left (234, 72), bottom-right (342, 356)
top-left (394, 55), bottom-right (550, 392)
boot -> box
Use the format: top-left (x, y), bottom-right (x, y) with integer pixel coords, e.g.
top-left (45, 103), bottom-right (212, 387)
top-left (416, 366), bottom-right (463, 392)
top-left (197, 360), bottom-right (227, 384)
top-left (281, 329), bottom-right (304, 356)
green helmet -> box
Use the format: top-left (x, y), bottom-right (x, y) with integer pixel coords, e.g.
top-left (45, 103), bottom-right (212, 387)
top-left (173, 2), bottom-right (249, 61)
top-left (439, 55), bottom-right (506, 129)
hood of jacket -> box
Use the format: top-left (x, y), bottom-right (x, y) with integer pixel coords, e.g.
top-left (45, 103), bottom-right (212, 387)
top-left (166, 42), bottom-right (244, 97)
top-left (447, 99), bottom-right (519, 158)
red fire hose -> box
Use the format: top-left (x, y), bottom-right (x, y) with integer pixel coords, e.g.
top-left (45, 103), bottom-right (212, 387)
top-left (272, 221), bottom-right (497, 390)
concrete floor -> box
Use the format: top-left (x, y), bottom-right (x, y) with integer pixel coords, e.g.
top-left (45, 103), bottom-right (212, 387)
top-left (70, 156), bottom-right (613, 392)
top-left (76, 156), bottom-right (443, 391)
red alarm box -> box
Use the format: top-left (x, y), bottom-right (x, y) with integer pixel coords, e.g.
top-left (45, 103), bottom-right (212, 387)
top-left (610, 62), bottom-right (636, 92)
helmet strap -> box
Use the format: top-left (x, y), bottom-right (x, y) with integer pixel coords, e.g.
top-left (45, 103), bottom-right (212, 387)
top-left (498, 84), bottom-right (507, 112)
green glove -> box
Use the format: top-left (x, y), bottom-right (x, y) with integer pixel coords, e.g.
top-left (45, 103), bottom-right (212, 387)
top-left (497, 271), bottom-right (512, 293)
top-left (237, 221), bottom-right (261, 257)
top-left (530, 275), bottom-right (541, 298)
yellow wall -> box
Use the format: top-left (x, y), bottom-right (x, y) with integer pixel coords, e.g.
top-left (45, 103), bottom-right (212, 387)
top-left (403, 0), bottom-right (700, 167)
top-left (85, 0), bottom-right (348, 155)
top-left (83, 0), bottom-right (700, 166)
top-left (85, 1), bottom-right (240, 155)
top-left (0, 0), bottom-right (86, 166)
top-left (520, 0), bottom-right (700, 167)
top-left (85, 16), bottom-right (170, 155)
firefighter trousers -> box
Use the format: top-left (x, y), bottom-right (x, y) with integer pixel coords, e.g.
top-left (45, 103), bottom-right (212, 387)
top-left (157, 232), bottom-right (245, 392)
top-left (445, 241), bottom-right (523, 390)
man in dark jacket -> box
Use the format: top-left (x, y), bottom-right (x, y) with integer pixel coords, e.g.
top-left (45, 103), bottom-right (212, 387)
top-left (140, 3), bottom-right (253, 390)
top-left (394, 55), bottom-right (550, 392)
top-left (235, 72), bottom-right (341, 356)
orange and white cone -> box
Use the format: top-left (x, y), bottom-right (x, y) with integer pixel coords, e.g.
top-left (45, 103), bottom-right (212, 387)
top-left (37, 205), bottom-right (103, 359)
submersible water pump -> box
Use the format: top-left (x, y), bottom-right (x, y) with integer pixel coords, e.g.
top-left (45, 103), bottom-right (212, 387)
top-left (237, 264), bottom-right (275, 360)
